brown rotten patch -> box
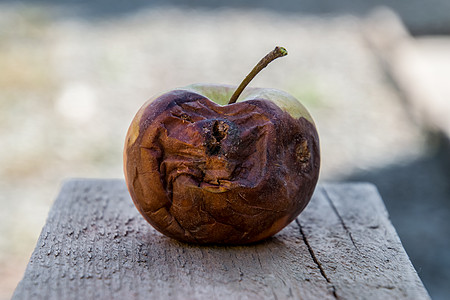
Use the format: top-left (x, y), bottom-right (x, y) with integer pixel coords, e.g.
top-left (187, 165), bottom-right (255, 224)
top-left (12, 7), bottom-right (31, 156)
top-left (124, 90), bottom-right (320, 244)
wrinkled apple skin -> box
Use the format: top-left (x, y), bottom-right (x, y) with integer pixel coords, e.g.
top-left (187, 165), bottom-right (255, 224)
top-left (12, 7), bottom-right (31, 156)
top-left (124, 85), bottom-right (320, 244)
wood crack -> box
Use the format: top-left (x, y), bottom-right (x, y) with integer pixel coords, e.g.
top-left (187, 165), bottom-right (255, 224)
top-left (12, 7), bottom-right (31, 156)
top-left (295, 219), bottom-right (338, 299)
top-left (322, 187), bottom-right (360, 252)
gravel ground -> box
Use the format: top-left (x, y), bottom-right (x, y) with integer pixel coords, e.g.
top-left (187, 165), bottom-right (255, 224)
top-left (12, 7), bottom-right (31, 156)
top-left (0, 4), bottom-right (447, 299)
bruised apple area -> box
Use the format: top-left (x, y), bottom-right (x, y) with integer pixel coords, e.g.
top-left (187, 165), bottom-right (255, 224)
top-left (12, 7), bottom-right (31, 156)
top-left (124, 88), bottom-right (320, 244)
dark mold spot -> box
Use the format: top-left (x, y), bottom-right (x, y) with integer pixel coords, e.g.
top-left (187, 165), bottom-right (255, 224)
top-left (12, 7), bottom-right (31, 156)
top-left (206, 120), bottom-right (229, 155)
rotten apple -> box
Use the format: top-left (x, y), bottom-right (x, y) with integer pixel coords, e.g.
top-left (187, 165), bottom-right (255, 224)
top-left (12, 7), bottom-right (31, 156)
top-left (124, 47), bottom-right (320, 244)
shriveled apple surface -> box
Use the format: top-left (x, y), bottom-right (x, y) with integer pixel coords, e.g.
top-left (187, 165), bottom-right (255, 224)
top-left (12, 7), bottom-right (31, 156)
top-left (13, 179), bottom-right (430, 300)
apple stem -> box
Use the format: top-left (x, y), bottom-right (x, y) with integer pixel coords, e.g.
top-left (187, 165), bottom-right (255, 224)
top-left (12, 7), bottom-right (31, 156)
top-left (228, 46), bottom-right (288, 105)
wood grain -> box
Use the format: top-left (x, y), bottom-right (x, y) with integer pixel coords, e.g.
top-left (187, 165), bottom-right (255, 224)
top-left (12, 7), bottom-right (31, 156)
top-left (12, 179), bottom-right (430, 299)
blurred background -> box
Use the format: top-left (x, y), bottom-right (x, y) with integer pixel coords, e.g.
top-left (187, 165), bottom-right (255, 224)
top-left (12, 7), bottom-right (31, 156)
top-left (1, 1), bottom-right (449, 299)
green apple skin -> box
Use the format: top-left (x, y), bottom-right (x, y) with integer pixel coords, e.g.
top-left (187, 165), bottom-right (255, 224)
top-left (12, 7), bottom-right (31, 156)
top-left (124, 84), bottom-right (320, 244)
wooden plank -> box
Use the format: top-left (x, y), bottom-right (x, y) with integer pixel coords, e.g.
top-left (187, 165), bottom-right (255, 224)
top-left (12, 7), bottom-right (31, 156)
top-left (12, 179), bottom-right (430, 300)
top-left (298, 184), bottom-right (431, 299)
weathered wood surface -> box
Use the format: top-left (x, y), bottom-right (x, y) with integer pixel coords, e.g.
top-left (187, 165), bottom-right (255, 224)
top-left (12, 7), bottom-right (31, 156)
top-left (13, 179), bottom-right (430, 300)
